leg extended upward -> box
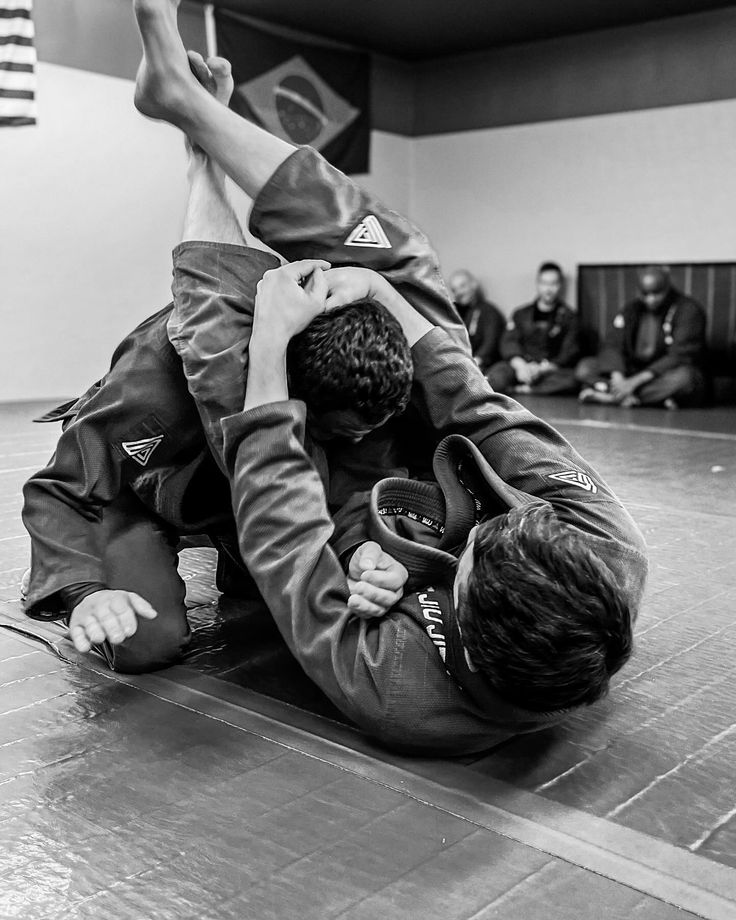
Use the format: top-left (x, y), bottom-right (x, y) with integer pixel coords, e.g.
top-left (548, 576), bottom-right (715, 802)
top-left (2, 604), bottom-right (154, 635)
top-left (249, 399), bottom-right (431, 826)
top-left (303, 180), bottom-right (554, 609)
top-left (133, 0), bottom-right (293, 199)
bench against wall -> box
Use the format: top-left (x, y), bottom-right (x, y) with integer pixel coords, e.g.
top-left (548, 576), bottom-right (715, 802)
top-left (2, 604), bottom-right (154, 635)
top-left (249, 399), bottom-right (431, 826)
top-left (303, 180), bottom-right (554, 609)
top-left (577, 263), bottom-right (736, 400)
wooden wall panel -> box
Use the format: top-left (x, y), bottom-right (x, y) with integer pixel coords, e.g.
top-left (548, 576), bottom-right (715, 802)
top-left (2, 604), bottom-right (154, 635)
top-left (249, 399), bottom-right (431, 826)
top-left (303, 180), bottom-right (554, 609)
top-left (577, 263), bottom-right (736, 375)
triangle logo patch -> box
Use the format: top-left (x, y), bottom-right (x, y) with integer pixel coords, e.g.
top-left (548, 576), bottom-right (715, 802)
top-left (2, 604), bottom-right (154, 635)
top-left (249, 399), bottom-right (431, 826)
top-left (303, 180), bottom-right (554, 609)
top-left (345, 215), bottom-right (391, 249)
top-left (122, 435), bottom-right (164, 467)
top-left (548, 470), bottom-right (598, 493)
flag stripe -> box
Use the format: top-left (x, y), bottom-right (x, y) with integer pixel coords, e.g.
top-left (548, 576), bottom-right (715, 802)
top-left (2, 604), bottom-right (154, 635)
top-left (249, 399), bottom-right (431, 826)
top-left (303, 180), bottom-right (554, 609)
top-left (0, 43), bottom-right (36, 65)
top-left (0, 33), bottom-right (32, 46)
top-left (0, 0), bottom-right (36, 126)
top-left (0, 113), bottom-right (33, 124)
top-left (0, 94), bottom-right (35, 115)
top-left (0, 92), bottom-right (34, 112)
top-left (0, 18), bottom-right (33, 38)
top-left (0, 86), bottom-right (32, 98)
top-left (0, 60), bottom-right (33, 71)
top-left (0, 69), bottom-right (32, 89)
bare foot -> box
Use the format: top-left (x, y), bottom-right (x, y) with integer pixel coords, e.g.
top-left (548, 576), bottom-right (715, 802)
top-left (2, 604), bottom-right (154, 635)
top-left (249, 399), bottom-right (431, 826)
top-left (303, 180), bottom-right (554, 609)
top-left (187, 52), bottom-right (234, 106)
top-left (133, 0), bottom-right (197, 122)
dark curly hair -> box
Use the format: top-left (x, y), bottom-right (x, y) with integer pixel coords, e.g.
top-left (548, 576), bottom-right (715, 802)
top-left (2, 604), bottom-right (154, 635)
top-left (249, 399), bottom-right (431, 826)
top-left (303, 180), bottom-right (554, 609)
top-left (287, 298), bottom-right (413, 426)
top-left (459, 503), bottom-right (633, 713)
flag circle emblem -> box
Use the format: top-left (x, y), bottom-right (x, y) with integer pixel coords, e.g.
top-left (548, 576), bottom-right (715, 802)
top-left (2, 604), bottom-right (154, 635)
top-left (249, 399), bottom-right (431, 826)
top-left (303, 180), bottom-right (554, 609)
top-left (274, 75), bottom-right (325, 144)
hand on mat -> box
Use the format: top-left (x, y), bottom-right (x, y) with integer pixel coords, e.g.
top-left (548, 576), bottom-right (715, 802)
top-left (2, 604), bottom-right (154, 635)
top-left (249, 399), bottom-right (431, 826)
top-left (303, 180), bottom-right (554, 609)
top-left (324, 267), bottom-right (385, 311)
top-left (68, 590), bottom-right (157, 653)
top-left (254, 260), bottom-right (331, 343)
top-left (347, 541), bottom-right (408, 618)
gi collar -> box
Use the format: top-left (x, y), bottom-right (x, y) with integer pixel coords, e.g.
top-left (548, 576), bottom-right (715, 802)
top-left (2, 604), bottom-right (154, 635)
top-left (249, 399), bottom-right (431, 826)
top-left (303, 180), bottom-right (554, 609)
top-left (367, 433), bottom-right (545, 585)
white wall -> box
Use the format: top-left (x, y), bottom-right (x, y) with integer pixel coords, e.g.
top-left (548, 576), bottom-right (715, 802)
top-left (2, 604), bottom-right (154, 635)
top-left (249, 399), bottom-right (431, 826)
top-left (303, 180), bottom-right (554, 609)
top-left (412, 99), bottom-right (736, 313)
top-left (4, 63), bottom-right (735, 400)
top-left (0, 63), bottom-right (412, 402)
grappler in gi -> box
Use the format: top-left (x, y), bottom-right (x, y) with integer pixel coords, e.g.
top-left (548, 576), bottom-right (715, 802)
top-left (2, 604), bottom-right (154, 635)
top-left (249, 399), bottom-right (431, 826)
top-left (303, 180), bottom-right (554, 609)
top-left (21, 0), bottom-right (648, 754)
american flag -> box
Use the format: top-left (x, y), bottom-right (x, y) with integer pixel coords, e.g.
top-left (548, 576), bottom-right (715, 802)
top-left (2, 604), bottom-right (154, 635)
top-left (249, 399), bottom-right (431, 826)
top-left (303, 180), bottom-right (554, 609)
top-left (0, 0), bottom-right (36, 126)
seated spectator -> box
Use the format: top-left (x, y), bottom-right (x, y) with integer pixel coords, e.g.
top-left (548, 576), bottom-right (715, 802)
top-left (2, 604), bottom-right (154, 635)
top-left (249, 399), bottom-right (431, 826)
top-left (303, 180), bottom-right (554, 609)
top-left (487, 262), bottom-right (579, 395)
top-left (577, 266), bottom-right (707, 409)
top-left (448, 269), bottom-right (504, 373)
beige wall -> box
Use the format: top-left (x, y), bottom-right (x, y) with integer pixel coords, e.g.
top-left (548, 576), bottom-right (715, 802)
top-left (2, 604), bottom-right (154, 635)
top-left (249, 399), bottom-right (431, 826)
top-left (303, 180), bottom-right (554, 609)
top-left (0, 63), bottom-right (412, 401)
top-left (412, 99), bottom-right (736, 312)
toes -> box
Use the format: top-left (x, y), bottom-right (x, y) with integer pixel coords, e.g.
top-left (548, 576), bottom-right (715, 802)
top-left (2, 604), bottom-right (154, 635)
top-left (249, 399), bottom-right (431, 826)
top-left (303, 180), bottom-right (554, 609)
top-left (187, 49), bottom-right (217, 92)
top-left (207, 56), bottom-right (232, 76)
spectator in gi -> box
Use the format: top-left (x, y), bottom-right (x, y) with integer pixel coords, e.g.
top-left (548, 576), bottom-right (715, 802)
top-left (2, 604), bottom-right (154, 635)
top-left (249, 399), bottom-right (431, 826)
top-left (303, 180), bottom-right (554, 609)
top-left (487, 262), bottom-right (579, 395)
top-left (448, 269), bottom-right (505, 373)
top-left (577, 266), bottom-right (707, 409)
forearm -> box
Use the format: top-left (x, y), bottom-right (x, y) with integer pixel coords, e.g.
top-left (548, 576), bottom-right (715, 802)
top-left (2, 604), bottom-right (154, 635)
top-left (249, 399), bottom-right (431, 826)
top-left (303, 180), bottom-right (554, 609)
top-left (370, 275), bottom-right (433, 346)
top-left (243, 332), bottom-right (289, 411)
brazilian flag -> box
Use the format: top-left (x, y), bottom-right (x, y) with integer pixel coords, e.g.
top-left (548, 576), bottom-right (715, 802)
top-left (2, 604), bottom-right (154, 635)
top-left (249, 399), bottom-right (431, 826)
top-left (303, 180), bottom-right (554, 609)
top-left (215, 10), bottom-right (371, 174)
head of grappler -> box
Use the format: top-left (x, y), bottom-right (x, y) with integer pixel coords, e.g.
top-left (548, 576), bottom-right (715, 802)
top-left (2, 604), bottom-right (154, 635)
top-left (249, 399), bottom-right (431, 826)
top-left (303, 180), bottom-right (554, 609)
top-left (255, 260), bottom-right (413, 443)
top-left (284, 273), bottom-right (413, 444)
top-left (452, 505), bottom-right (633, 713)
top-left (287, 299), bottom-right (411, 443)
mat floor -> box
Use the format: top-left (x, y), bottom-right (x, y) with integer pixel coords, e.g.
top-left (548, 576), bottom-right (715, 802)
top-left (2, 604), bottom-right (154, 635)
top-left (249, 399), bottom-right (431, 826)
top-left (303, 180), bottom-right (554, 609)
top-left (1, 396), bottom-right (735, 919)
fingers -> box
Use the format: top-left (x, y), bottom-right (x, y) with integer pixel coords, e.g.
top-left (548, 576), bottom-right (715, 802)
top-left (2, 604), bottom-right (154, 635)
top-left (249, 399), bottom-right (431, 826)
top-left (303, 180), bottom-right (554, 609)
top-left (348, 541), bottom-right (381, 579)
top-left (68, 590), bottom-right (157, 655)
top-left (281, 259), bottom-right (331, 282)
top-left (360, 566), bottom-right (408, 594)
top-left (127, 592), bottom-right (158, 620)
top-left (348, 580), bottom-right (402, 618)
top-left (69, 623), bottom-right (93, 654)
top-left (307, 265), bottom-right (328, 305)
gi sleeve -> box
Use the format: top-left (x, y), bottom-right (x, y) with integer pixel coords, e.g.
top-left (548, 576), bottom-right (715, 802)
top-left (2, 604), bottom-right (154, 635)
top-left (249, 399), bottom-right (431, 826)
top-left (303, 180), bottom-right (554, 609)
top-left (408, 328), bottom-right (649, 610)
top-left (250, 147), bottom-right (470, 349)
top-left (647, 299), bottom-right (706, 376)
top-left (221, 400), bottom-right (409, 737)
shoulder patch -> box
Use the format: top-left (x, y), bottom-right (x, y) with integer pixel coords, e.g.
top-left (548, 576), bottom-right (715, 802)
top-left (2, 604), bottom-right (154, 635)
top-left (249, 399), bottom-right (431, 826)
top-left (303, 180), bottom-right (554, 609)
top-left (613, 314), bottom-right (625, 329)
top-left (548, 470), bottom-right (598, 493)
top-left (345, 215), bottom-right (391, 249)
top-left (122, 435), bottom-right (164, 467)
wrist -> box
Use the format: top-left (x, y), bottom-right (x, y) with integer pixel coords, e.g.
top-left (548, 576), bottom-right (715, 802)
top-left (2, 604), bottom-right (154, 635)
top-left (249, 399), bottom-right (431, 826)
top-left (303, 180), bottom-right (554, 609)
top-left (250, 328), bottom-right (290, 357)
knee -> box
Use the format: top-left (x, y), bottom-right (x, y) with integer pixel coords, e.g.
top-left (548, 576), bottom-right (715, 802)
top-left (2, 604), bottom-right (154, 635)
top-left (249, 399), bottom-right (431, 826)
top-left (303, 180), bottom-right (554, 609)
top-left (487, 361), bottom-right (515, 393)
top-left (667, 365), bottom-right (700, 394)
top-left (106, 614), bottom-right (191, 674)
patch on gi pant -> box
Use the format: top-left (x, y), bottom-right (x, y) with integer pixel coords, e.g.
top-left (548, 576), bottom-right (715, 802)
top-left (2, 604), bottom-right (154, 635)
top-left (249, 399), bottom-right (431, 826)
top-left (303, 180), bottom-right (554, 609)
top-left (548, 470), bottom-right (598, 493)
top-left (345, 215), bottom-right (391, 249)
